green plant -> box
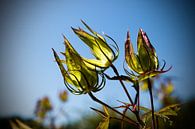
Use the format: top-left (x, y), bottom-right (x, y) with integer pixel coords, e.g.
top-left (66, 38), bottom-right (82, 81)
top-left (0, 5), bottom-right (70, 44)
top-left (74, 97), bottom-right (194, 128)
top-left (52, 21), bottom-right (180, 129)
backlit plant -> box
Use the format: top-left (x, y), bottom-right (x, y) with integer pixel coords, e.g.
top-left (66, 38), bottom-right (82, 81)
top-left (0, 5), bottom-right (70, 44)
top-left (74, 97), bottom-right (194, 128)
top-left (52, 21), bottom-right (180, 129)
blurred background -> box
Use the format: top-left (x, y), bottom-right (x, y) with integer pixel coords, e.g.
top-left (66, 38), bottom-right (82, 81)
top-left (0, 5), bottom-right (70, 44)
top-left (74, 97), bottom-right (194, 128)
top-left (0, 0), bottom-right (195, 128)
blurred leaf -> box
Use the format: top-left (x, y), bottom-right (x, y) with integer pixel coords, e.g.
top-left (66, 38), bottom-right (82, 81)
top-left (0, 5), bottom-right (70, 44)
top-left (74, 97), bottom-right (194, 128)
top-left (59, 90), bottom-right (68, 102)
top-left (34, 97), bottom-right (52, 120)
top-left (139, 106), bottom-right (151, 113)
top-left (91, 106), bottom-right (110, 118)
top-left (164, 81), bottom-right (174, 95)
top-left (140, 80), bottom-right (148, 91)
top-left (96, 118), bottom-right (109, 129)
top-left (36, 111), bottom-right (46, 119)
top-left (91, 106), bottom-right (110, 129)
top-left (158, 104), bottom-right (180, 116)
top-left (41, 97), bottom-right (52, 111)
top-left (10, 119), bottom-right (32, 129)
top-left (103, 106), bottom-right (109, 117)
top-left (142, 104), bottom-right (180, 125)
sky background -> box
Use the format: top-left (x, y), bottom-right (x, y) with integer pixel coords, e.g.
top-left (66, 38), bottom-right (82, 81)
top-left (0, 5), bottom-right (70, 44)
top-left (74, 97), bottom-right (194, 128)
top-left (0, 0), bottom-right (195, 124)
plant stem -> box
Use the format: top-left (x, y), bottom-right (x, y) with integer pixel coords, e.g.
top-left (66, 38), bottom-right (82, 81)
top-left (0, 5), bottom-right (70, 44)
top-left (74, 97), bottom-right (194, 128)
top-left (133, 81), bottom-right (144, 127)
top-left (88, 92), bottom-right (139, 128)
top-left (111, 64), bottom-right (133, 104)
top-left (147, 78), bottom-right (156, 129)
top-left (156, 117), bottom-right (159, 129)
top-left (110, 64), bottom-right (144, 127)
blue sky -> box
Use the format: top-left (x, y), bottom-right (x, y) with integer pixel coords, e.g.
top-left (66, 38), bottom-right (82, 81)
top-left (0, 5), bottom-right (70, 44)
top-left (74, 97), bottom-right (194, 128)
top-left (0, 0), bottom-right (195, 123)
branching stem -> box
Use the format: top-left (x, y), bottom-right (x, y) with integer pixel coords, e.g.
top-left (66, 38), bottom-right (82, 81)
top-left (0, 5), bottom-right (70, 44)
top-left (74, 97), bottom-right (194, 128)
top-left (110, 64), bottom-right (145, 127)
top-left (88, 92), bottom-right (139, 128)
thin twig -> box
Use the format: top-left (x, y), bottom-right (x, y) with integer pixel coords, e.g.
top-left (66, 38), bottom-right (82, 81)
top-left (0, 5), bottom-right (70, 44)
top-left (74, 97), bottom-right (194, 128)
top-left (156, 117), bottom-right (159, 129)
top-left (111, 64), bottom-right (133, 104)
top-left (133, 81), bottom-right (144, 127)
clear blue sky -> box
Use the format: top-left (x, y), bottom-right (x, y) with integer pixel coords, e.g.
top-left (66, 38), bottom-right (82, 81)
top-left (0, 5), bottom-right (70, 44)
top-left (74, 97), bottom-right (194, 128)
top-left (0, 0), bottom-right (195, 123)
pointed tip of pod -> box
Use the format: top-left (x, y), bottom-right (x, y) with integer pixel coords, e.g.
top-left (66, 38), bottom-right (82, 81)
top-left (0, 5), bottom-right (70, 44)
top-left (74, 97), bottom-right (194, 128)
top-left (127, 31), bottom-right (130, 40)
top-left (71, 26), bottom-right (77, 32)
top-left (52, 48), bottom-right (60, 63)
top-left (139, 28), bottom-right (143, 32)
top-left (62, 34), bottom-right (68, 41)
top-left (80, 19), bottom-right (87, 27)
top-left (139, 28), bottom-right (147, 40)
top-left (125, 32), bottom-right (130, 49)
top-left (52, 48), bottom-right (55, 52)
top-left (71, 26), bottom-right (84, 36)
top-left (138, 28), bottom-right (155, 51)
top-left (138, 28), bottom-right (146, 39)
top-left (80, 19), bottom-right (84, 23)
top-left (125, 30), bottom-right (132, 47)
top-left (62, 35), bottom-right (69, 46)
top-left (125, 30), bottom-right (134, 56)
top-left (52, 48), bottom-right (57, 55)
top-left (138, 28), bottom-right (142, 35)
top-left (125, 31), bottom-right (131, 48)
top-left (62, 35), bottom-right (76, 53)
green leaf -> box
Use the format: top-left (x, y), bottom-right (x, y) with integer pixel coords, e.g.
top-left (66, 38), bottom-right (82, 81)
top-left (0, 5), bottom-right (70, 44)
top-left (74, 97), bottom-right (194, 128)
top-left (91, 106), bottom-right (110, 129)
top-left (91, 106), bottom-right (110, 118)
top-left (158, 104), bottom-right (180, 116)
top-left (96, 118), bottom-right (109, 129)
top-left (91, 107), bottom-right (107, 118)
top-left (139, 106), bottom-right (151, 112)
top-left (141, 104), bottom-right (180, 125)
top-left (103, 106), bottom-right (109, 117)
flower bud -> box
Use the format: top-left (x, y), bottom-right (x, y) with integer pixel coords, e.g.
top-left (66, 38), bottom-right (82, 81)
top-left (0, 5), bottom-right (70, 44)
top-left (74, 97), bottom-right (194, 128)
top-left (125, 29), bottom-right (170, 81)
top-left (72, 20), bottom-right (119, 70)
top-left (52, 36), bottom-right (105, 94)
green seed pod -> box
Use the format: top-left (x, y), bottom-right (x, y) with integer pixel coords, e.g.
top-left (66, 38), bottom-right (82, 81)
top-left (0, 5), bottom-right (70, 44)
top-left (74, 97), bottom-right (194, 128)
top-left (125, 29), bottom-right (170, 81)
top-left (72, 20), bottom-right (119, 70)
top-left (53, 36), bottom-right (105, 95)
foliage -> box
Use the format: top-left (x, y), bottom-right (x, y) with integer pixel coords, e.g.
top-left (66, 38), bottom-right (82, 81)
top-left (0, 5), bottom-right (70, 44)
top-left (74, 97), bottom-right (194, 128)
top-left (34, 90), bottom-right (68, 128)
top-left (9, 21), bottom-right (182, 129)
top-left (10, 119), bottom-right (32, 129)
top-left (91, 106), bottom-right (110, 129)
top-left (51, 21), bottom-right (179, 129)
